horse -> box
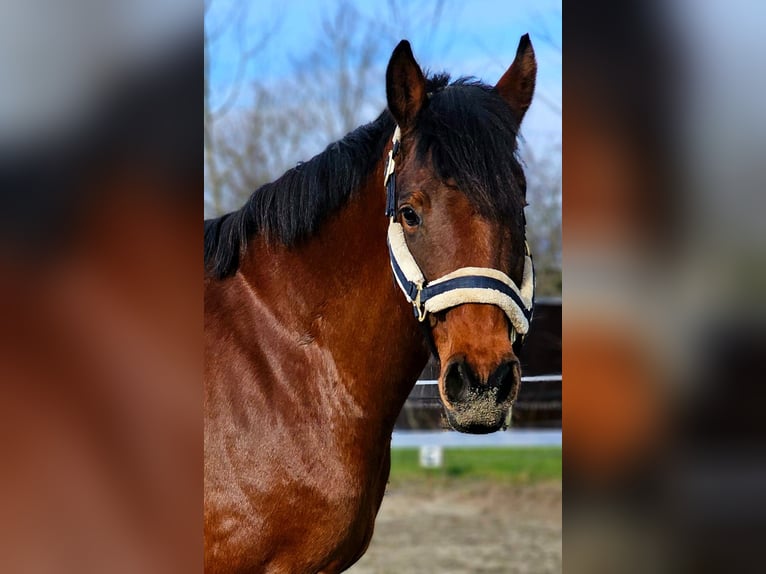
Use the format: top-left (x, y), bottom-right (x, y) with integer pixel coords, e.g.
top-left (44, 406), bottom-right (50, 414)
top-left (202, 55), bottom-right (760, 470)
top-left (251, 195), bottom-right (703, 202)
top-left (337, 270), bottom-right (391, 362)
top-left (204, 35), bottom-right (537, 573)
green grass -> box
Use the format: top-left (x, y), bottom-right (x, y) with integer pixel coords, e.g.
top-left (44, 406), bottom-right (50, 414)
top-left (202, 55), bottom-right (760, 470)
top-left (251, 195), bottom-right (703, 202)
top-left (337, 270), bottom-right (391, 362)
top-left (388, 447), bottom-right (561, 485)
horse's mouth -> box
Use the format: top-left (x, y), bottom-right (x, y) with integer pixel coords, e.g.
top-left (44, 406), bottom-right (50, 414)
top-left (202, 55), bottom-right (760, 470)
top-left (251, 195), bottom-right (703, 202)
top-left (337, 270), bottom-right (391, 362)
top-left (445, 408), bottom-right (512, 434)
top-left (443, 390), bottom-right (514, 434)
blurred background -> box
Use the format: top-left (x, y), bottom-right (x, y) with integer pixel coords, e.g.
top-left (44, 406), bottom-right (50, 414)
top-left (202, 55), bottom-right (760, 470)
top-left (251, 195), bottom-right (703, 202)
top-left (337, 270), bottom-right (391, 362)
top-left (564, 0), bottom-right (766, 572)
top-left (0, 1), bottom-right (203, 573)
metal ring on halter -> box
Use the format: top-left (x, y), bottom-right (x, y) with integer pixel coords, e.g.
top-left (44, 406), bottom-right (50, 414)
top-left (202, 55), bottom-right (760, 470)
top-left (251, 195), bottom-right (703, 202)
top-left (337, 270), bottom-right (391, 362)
top-left (413, 283), bottom-right (426, 322)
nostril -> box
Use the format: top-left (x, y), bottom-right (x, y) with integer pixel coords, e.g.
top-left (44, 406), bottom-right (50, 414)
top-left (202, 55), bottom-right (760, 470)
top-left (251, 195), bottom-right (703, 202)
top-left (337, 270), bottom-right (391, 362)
top-left (444, 361), bottom-right (468, 404)
top-left (490, 360), bottom-right (520, 404)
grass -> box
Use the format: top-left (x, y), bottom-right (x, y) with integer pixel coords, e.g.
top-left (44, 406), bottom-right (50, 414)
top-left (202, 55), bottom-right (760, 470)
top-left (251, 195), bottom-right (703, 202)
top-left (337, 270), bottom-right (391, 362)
top-left (388, 447), bottom-right (561, 485)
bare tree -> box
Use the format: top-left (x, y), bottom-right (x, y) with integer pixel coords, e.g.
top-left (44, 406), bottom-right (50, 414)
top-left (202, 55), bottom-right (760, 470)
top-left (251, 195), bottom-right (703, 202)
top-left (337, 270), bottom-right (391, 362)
top-left (524, 139), bottom-right (562, 296)
top-left (204, 0), bottom-right (280, 216)
top-left (290, 1), bottom-right (382, 145)
top-left (204, 0), bottom-right (454, 217)
top-left (287, 0), bottom-right (454, 150)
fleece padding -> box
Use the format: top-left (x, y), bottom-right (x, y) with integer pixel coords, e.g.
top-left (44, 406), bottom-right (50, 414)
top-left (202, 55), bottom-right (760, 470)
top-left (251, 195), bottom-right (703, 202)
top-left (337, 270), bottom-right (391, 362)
top-left (386, 219), bottom-right (534, 335)
top-left (387, 221), bottom-right (425, 299)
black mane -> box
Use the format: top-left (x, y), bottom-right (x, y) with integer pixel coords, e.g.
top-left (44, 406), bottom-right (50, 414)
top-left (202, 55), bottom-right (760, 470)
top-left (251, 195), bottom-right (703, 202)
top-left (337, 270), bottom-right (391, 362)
top-left (203, 107), bottom-right (398, 279)
top-left (204, 73), bottom-right (526, 279)
top-left (416, 77), bottom-right (526, 228)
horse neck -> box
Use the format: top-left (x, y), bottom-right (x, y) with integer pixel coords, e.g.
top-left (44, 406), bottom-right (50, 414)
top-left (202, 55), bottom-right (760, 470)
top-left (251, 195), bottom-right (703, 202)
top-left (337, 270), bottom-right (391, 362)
top-left (238, 158), bottom-right (429, 433)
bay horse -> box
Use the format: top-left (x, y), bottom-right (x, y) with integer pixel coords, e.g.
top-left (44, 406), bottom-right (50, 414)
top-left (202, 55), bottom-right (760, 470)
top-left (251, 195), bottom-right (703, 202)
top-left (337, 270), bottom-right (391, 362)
top-left (204, 36), bottom-right (537, 573)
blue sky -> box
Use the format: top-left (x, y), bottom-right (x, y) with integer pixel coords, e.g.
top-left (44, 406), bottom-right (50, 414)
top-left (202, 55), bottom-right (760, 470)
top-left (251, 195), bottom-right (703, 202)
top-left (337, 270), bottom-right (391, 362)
top-left (206, 0), bottom-right (560, 155)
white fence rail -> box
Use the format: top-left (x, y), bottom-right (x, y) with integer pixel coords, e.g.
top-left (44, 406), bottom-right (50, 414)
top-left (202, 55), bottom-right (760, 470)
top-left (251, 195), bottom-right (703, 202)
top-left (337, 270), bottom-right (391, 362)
top-left (415, 374), bottom-right (561, 386)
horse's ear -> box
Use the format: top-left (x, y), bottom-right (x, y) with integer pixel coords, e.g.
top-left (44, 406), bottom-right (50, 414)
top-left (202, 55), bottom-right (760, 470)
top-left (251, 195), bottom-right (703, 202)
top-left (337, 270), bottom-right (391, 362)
top-left (386, 40), bottom-right (427, 129)
top-left (495, 34), bottom-right (537, 123)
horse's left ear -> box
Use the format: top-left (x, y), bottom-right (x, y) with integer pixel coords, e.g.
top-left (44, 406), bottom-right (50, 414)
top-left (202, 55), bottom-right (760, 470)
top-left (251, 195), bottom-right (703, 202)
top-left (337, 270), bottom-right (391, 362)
top-left (495, 34), bottom-right (537, 123)
top-left (386, 40), bottom-right (427, 130)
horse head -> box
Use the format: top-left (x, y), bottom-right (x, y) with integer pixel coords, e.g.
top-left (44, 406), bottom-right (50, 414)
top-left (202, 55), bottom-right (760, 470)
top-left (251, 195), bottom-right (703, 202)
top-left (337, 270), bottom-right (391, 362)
top-left (385, 36), bottom-right (537, 433)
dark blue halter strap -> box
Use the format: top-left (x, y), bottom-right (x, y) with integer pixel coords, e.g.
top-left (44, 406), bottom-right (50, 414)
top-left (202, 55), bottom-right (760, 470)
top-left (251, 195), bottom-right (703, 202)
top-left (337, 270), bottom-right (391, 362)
top-left (384, 133), bottom-right (400, 218)
top-left (385, 172), bottom-right (396, 217)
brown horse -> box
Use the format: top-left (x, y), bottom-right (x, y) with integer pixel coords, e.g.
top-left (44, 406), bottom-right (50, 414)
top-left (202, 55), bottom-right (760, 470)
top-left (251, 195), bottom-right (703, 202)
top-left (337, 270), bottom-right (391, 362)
top-left (204, 36), bottom-right (537, 573)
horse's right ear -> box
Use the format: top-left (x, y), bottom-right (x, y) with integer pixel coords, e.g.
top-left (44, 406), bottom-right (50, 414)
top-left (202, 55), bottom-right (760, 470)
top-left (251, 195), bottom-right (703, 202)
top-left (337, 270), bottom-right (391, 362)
top-left (386, 40), bottom-right (427, 129)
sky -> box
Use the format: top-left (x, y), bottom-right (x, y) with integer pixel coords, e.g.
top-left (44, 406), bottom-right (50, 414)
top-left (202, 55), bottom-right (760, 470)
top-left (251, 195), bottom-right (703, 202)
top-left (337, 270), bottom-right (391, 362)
top-left (206, 0), bottom-right (561, 162)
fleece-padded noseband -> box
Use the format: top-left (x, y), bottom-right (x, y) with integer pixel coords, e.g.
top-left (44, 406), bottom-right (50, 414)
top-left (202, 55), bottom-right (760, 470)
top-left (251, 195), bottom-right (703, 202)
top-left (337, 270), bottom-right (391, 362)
top-left (384, 125), bottom-right (534, 341)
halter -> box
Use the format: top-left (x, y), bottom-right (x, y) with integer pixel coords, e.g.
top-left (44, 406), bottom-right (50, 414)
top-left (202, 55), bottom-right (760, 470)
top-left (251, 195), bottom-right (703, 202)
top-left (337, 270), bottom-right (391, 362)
top-left (384, 125), bottom-right (535, 342)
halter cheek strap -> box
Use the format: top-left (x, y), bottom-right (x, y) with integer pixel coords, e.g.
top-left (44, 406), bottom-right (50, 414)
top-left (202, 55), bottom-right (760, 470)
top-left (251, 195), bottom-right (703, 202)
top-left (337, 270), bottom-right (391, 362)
top-left (384, 125), bottom-right (535, 340)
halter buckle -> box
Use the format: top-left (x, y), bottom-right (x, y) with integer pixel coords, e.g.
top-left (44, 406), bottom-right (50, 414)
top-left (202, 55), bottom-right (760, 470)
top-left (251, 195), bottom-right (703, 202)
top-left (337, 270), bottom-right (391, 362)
top-left (414, 283), bottom-right (427, 322)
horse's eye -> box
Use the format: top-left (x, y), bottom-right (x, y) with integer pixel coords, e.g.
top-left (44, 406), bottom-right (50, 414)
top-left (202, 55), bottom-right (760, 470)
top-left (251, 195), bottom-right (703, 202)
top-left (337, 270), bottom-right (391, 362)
top-left (399, 206), bottom-right (421, 227)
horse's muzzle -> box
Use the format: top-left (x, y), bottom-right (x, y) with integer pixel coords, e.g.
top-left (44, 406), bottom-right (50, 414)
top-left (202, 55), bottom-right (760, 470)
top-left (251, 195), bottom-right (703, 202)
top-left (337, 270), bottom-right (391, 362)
top-left (441, 356), bottom-right (521, 434)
